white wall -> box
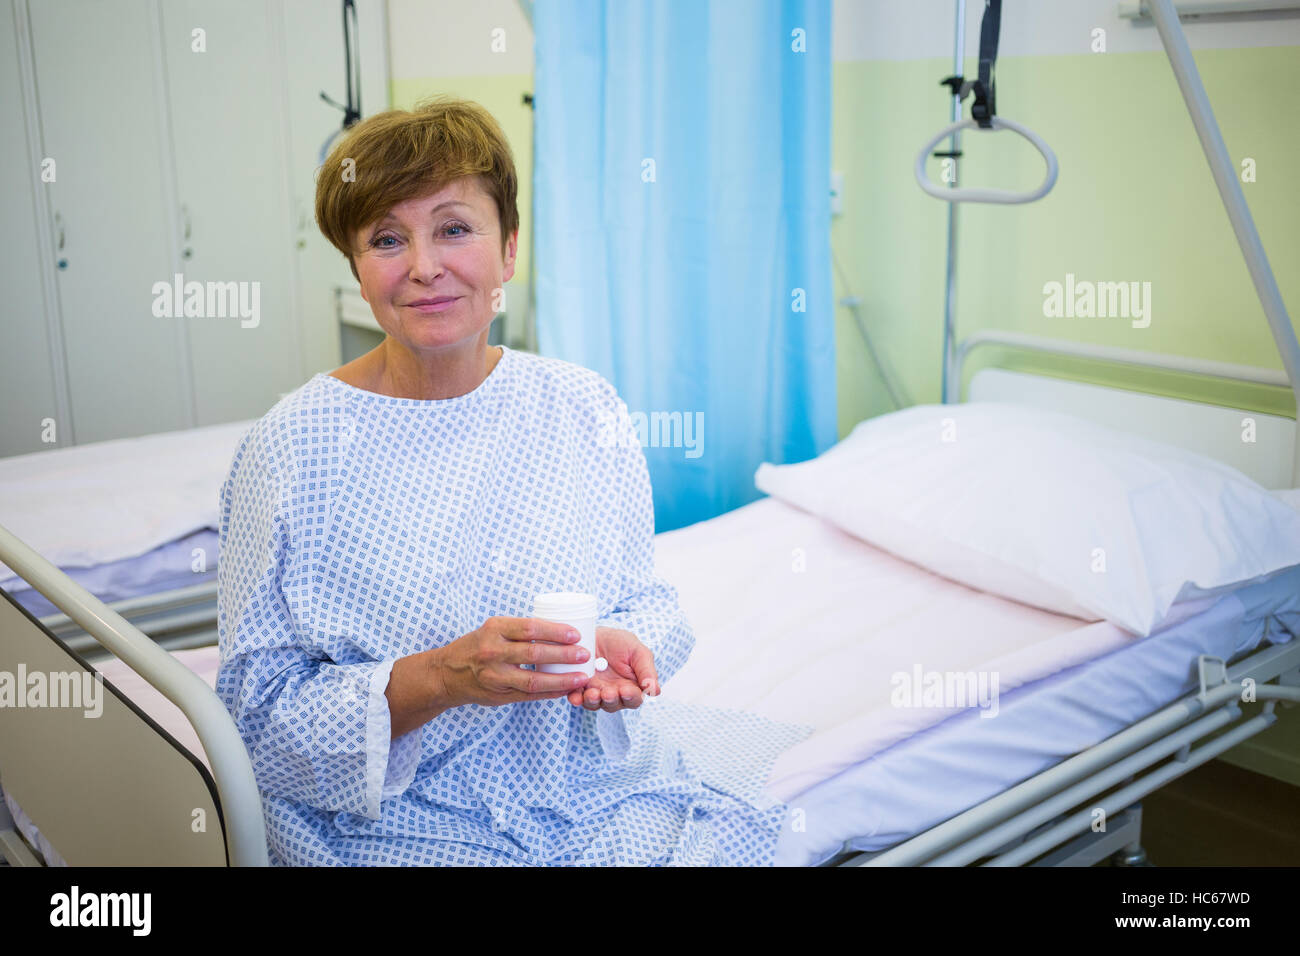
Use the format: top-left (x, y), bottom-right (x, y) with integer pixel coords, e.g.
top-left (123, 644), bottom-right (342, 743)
top-left (832, 0), bottom-right (1300, 61)
top-left (387, 0), bottom-right (533, 79)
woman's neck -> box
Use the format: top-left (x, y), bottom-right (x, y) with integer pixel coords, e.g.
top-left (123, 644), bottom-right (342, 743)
top-left (330, 337), bottom-right (502, 400)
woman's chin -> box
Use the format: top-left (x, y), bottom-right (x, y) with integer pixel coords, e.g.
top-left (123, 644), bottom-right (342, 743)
top-left (391, 324), bottom-right (494, 353)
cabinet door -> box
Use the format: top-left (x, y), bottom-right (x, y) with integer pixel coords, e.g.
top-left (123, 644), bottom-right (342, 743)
top-left (0, 1), bottom-right (65, 456)
top-left (28, 0), bottom-right (191, 443)
top-left (160, 0), bottom-right (303, 424)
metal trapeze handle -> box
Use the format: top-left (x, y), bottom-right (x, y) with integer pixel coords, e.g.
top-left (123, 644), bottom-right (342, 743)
top-left (915, 116), bottom-right (1059, 205)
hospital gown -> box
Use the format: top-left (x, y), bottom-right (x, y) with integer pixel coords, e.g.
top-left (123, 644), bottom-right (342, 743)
top-left (216, 344), bottom-right (811, 866)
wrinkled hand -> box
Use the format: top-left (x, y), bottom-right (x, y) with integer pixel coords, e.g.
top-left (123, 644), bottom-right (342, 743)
top-left (568, 626), bottom-right (660, 712)
top-left (434, 616), bottom-right (591, 710)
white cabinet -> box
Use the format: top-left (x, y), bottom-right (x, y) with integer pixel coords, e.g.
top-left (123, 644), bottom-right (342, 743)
top-left (0, 3), bottom-right (65, 455)
top-left (27, 0), bottom-right (192, 443)
top-left (159, 0), bottom-right (302, 426)
top-left (0, 0), bottom-right (389, 456)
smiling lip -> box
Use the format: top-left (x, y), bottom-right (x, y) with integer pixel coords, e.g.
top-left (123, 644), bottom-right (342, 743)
top-left (405, 297), bottom-right (460, 312)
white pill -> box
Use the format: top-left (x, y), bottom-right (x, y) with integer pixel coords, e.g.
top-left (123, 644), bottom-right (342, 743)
top-left (594, 657), bottom-right (608, 672)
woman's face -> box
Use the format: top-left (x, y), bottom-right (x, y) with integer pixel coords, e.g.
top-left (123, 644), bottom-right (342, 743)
top-left (353, 177), bottom-right (517, 356)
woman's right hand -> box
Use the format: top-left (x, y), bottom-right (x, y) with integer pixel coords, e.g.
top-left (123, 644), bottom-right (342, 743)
top-left (433, 616), bottom-right (592, 710)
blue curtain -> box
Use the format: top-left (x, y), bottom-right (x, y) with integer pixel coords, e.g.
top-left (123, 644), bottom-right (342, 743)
top-left (533, 0), bottom-right (836, 532)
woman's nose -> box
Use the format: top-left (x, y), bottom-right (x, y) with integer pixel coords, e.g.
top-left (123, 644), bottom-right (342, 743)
top-left (407, 237), bottom-right (444, 283)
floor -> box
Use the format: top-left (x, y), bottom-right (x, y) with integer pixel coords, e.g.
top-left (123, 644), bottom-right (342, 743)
top-left (1132, 758), bottom-right (1300, 866)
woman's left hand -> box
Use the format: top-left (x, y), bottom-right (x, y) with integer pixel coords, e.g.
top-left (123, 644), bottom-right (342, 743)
top-left (568, 626), bottom-right (660, 712)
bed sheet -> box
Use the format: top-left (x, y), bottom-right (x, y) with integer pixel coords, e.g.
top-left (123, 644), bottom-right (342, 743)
top-left (773, 566), bottom-right (1298, 865)
top-left (657, 497), bottom-right (1140, 792)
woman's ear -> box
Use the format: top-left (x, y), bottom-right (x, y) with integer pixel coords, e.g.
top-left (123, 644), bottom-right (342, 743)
top-left (502, 230), bottom-right (519, 283)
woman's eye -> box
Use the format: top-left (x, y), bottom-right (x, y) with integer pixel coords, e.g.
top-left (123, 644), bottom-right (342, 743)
top-left (444, 223), bottom-right (467, 237)
top-left (371, 234), bottom-right (398, 249)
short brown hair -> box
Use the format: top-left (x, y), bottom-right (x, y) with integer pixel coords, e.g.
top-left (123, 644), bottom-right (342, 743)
top-left (315, 96), bottom-right (520, 281)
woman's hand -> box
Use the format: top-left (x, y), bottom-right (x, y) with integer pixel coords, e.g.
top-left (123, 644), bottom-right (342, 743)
top-left (568, 626), bottom-right (660, 713)
top-left (431, 616), bottom-right (592, 712)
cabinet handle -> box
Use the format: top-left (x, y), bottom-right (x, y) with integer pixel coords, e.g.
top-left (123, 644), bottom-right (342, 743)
top-left (180, 204), bottom-right (193, 259)
top-left (54, 211), bottom-right (67, 269)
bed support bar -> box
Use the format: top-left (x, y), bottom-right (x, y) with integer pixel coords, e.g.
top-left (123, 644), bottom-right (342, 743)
top-left (1150, 0), bottom-right (1300, 481)
top-left (0, 522), bottom-right (268, 866)
top-left (843, 639), bottom-right (1300, 866)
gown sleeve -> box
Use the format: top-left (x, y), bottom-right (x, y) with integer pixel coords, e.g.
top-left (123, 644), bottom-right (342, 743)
top-left (596, 392), bottom-right (696, 689)
top-left (215, 428), bottom-right (422, 821)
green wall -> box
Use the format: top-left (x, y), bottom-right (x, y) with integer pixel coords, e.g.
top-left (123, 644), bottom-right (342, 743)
top-left (832, 46), bottom-right (1300, 438)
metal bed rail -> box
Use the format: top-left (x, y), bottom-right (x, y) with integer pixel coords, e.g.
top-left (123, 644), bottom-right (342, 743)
top-left (842, 640), bottom-right (1300, 866)
top-left (0, 522), bottom-right (267, 867)
top-left (953, 330), bottom-right (1293, 393)
top-left (37, 580), bottom-right (220, 657)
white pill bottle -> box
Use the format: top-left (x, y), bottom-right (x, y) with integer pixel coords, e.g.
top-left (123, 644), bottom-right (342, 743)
top-left (531, 591), bottom-right (598, 679)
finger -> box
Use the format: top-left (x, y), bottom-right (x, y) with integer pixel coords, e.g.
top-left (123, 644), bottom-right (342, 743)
top-left (629, 643), bottom-right (660, 697)
top-left (583, 686), bottom-right (603, 711)
top-left (597, 681), bottom-right (625, 714)
top-left (617, 680), bottom-right (643, 709)
top-left (517, 635), bottom-right (590, 670)
top-left (529, 686), bottom-right (585, 703)
top-left (609, 653), bottom-right (638, 681)
top-left (497, 616), bottom-right (581, 645)
top-left (513, 665), bottom-right (588, 699)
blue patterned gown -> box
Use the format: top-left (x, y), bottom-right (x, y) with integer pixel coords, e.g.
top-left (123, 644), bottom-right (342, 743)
top-left (216, 345), bottom-right (810, 865)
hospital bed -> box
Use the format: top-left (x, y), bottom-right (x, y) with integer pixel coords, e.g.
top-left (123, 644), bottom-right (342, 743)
top-left (1, 338), bottom-right (1299, 867)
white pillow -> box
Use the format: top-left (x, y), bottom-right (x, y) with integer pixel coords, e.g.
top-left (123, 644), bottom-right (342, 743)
top-left (754, 402), bottom-right (1300, 637)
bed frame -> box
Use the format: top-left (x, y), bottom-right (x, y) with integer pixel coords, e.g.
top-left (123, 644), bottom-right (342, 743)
top-left (2, 0), bottom-right (1298, 868)
top-left (0, 526), bottom-right (266, 866)
top-left (36, 580), bottom-right (219, 661)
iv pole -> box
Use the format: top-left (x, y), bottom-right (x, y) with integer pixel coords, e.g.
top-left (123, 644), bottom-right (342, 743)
top-left (940, 1), bottom-right (966, 404)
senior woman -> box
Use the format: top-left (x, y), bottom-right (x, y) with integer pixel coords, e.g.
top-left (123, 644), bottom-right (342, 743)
top-left (216, 97), bottom-right (807, 866)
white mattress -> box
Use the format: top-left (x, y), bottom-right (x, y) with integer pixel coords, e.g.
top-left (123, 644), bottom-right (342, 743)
top-left (10, 496), bottom-right (1298, 867)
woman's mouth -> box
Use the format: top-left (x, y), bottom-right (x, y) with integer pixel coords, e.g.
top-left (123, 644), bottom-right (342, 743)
top-left (404, 297), bottom-right (460, 313)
